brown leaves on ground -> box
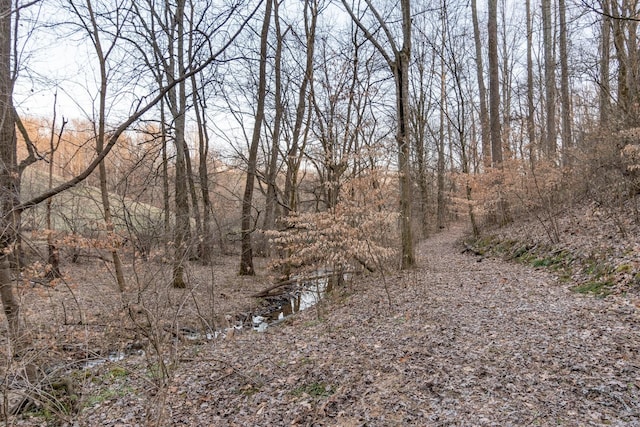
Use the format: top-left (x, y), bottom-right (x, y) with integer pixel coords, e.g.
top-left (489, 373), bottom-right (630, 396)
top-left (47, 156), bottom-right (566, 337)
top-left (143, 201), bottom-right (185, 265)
top-left (7, 222), bottom-right (640, 426)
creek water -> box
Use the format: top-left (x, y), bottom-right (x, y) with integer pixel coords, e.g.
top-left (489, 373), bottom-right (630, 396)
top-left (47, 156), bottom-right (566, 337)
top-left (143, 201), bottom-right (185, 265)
top-left (252, 273), bottom-right (334, 332)
top-left (79, 271), bottom-right (341, 369)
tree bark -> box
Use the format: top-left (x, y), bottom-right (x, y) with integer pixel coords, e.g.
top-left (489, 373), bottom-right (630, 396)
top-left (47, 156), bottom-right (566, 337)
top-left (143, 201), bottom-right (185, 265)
top-left (488, 0), bottom-right (503, 167)
top-left (84, 0), bottom-right (126, 292)
top-left (396, 0), bottom-right (415, 267)
top-left (192, 75), bottom-right (214, 263)
top-left (542, 0), bottom-right (556, 158)
top-left (600, 0), bottom-right (611, 128)
top-left (526, 0), bottom-right (536, 166)
top-left (169, 0), bottom-right (190, 288)
top-left (283, 0), bottom-right (317, 216)
top-left (240, 0), bottom-right (272, 276)
top-left (261, 0), bottom-right (284, 256)
top-left (0, 0), bottom-right (22, 353)
top-left (437, 4), bottom-right (446, 230)
top-left (559, 0), bottom-right (572, 166)
top-left (471, 0), bottom-right (491, 169)
top-left (341, 0), bottom-right (416, 268)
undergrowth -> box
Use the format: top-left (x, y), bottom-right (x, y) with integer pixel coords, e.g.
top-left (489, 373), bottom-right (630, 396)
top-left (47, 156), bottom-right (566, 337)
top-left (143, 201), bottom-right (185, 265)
top-left (465, 235), bottom-right (631, 298)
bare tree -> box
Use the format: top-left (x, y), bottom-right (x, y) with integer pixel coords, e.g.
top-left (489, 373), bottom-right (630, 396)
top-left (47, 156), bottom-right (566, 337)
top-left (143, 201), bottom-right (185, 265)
top-left (0, 0), bottom-right (260, 355)
top-left (45, 96), bottom-right (66, 280)
top-left (440, 3), bottom-right (479, 236)
top-left (471, 0), bottom-right (491, 169)
top-left (499, 0), bottom-right (515, 157)
top-left (191, 72), bottom-right (215, 263)
top-left (526, 0), bottom-right (536, 166)
top-left (309, 24), bottom-right (374, 212)
top-left (559, 0), bottom-right (572, 165)
top-left (69, 0), bottom-right (127, 291)
top-left (240, 0), bottom-right (272, 276)
top-left (283, 0), bottom-right (319, 216)
top-left (488, 0), bottom-right (503, 167)
top-left (599, 0), bottom-right (612, 128)
top-left (260, 0), bottom-right (286, 254)
top-left (128, 0), bottom-right (257, 286)
top-left (341, 0), bottom-right (416, 268)
top-left (410, 11), bottom-right (437, 236)
top-left (0, 0), bottom-right (22, 351)
top-left (542, 0), bottom-right (557, 158)
top-left (437, 1), bottom-right (447, 229)
top-left (166, 0), bottom-right (190, 288)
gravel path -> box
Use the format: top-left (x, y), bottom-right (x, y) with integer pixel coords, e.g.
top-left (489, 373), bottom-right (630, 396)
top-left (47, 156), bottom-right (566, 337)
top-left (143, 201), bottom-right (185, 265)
top-left (76, 225), bottom-right (640, 426)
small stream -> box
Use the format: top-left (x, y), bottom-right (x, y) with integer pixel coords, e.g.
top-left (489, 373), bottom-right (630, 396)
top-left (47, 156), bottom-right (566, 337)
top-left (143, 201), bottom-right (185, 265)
top-left (251, 273), bottom-right (333, 332)
top-left (82, 351), bottom-right (128, 369)
top-left (77, 271), bottom-right (342, 369)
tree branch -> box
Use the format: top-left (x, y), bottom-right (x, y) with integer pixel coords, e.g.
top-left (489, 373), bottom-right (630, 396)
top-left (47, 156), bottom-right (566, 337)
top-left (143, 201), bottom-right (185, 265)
top-left (581, 0), bottom-right (640, 22)
top-left (340, 0), bottom-right (394, 67)
top-left (15, 108), bottom-right (44, 173)
top-left (14, 0), bottom-right (264, 213)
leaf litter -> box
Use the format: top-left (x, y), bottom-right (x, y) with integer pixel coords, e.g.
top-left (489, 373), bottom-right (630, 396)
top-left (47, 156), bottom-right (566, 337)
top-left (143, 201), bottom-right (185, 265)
top-left (6, 220), bottom-right (640, 426)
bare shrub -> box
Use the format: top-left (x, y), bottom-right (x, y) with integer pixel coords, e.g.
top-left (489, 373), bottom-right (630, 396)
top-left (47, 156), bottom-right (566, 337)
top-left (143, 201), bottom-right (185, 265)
top-left (465, 160), bottom-right (567, 242)
top-left (461, 128), bottom-right (640, 240)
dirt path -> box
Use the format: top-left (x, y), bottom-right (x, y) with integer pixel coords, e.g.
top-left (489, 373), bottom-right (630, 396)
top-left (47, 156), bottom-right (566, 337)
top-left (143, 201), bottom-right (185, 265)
top-left (79, 225), bottom-right (640, 426)
top-left (403, 225), bottom-right (640, 425)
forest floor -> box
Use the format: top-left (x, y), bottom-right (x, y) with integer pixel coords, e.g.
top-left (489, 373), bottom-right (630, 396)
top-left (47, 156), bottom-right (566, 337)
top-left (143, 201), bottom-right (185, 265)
top-left (6, 203), bottom-right (640, 426)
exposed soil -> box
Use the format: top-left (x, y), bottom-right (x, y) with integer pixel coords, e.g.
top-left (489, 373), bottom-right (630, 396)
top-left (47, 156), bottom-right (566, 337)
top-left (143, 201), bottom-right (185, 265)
top-left (5, 220), bottom-right (640, 426)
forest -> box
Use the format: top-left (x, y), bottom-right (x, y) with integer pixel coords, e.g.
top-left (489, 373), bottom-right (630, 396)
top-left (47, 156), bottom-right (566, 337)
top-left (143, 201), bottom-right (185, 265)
top-left (0, 0), bottom-right (639, 425)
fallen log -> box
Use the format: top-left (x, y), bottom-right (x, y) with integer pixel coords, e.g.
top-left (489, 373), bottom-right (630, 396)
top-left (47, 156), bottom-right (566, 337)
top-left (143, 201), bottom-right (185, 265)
top-left (251, 270), bottom-right (360, 298)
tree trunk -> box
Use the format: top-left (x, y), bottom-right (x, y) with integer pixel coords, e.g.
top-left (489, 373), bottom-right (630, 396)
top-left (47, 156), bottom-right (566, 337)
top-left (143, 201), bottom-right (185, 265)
top-left (173, 112), bottom-right (189, 288)
top-left (184, 9), bottom-right (204, 263)
top-left (526, 0), bottom-right (536, 166)
top-left (500, 0), bottom-right (512, 158)
top-left (261, 0), bottom-right (284, 256)
top-left (559, 0), bottom-right (572, 165)
top-left (184, 139), bottom-right (202, 259)
top-left (170, 0), bottom-right (190, 288)
top-left (161, 100), bottom-right (170, 241)
top-left (488, 0), bottom-right (507, 223)
top-left (626, 0), bottom-right (640, 127)
top-left (0, 0), bottom-right (22, 352)
top-left (600, 0), bottom-right (611, 128)
top-left (542, 0), bottom-right (556, 158)
top-left (46, 96), bottom-right (63, 280)
top-left (397, 0), bottom-right (415, 268)
top-left (409, 14), bottom-right (434, 237)
top-left (340, 0), bottom-right (415, 268)
top-left (85, 0), bottom-right (126, 292)
top-left (488, 0), bottom-right (503, 167)
top-left (471, 0), bottom-right (491, 169)
top-left (611, 2), bottom-right (629, 121)
top-left (192, 75), bottom-right (214, 264)
top-left (410, 61), bottom-right (430, 236)
top-left (284, 1), bottom-right (317, 217)
top-left (240, 0), bottom-right (272, 276)
top-left (437, 5), bottom-right (446, 230)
